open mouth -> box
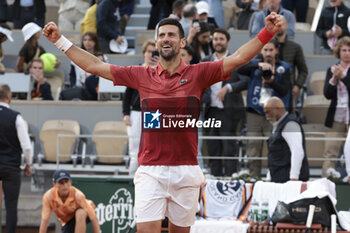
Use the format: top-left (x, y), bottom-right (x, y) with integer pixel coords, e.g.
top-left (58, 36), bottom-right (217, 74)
top-left (162, 46), bottom-right (172, 52)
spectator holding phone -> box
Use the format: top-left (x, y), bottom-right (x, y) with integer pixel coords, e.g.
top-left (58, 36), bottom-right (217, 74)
top-left (189, 22), bottom-right (213, 63)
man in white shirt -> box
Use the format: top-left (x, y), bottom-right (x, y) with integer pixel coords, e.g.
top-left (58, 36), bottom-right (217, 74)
top-left (0, 84), bottom-right (32, 233)
top-left (263, 96), bottom-right (309, 182)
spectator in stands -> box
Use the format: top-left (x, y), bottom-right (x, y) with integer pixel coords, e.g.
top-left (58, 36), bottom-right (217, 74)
top-left (0, 23), bottom-right (14, 72)
top-left (259, 0), bottom-right (268, 10)
top-left (207, 0), bottom-right (225, 28)
top-left (236, 0), bottom-right (258, 30)
top-left (274, 16), bottom-right (308, 109)
top-left (264, 96), bottom-right (309, 183)
top-left (70, 32), bottom-right (102, 87)
top-left (195, 1), bottom-right (219, 33)
top-left (0, 84), bottom-right (32, 233)
top-left (316, 0), bottom-right (350, 55)
top-left (189, 22), bottom-right (213, 63)
top-left (84, 52), bottom-right (105, 100)
top-left (237, 40), bottom-right (291, 177)
top-left (123, 41), bottom-right (159, 175)
top-left (96, 0), bottom-right (123, 53)
top-left (39, 169), bottom-right (100, 233)
top-left (281, 0), bottom-right (308, 23)
top-left (12, 0), bottom-right (46, 29)
top-left (80, 0), bottom-right (102, 35)
top-left (29, 58), bottom-right (54, 100)
top-left (202, 28), bottom-right (247, 176)
top-left (0, 0), bottom-right (9, 23)
top-left (17, 22), bottom-right (45, 72)
top-left (147, 0), bottom-right (175, 29)
top-left (119, 0), bottom-right (135, 35)
top-left (179, 3), bottom-right (198, 39)
top-left (57, 0), bottom-right (90, 31)
top-left (250, 0), bottom-right (295, 38)
top-left (18, 23), bottom-right (64, 81)
top-left (344, 127), bottom-right (350, 183)
top-left (180, 45), bottom-right (195, 65)
top-left (322, 36), bottom-right (350, 177)
top-left (169, 0), bottom-right (186, 21)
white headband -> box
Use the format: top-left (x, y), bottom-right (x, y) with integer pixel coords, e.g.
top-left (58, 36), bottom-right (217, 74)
top-left (0, 26), bottom-right (14, 42)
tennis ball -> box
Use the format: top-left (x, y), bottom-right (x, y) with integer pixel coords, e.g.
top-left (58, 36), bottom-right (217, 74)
top-left (40, 53), bottom-right (56, 73)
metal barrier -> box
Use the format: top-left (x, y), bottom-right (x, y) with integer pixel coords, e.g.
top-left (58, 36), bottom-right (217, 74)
top-left (53, 134), bottom-right (347, 168)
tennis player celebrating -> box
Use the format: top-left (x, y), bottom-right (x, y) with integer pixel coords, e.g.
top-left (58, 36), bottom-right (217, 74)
top-left (43, 13), bottom-right (282, 233)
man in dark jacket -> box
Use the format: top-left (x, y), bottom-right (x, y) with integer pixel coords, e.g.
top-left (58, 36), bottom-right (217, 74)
top-left (96, 0), bottom-right (123, 53)
top-left (202, 28), bottom-right (248, 176)
top-left (316, 0), bottom-right (350, 54)
top-left (12, 0), bottom-right (46, 28)
top-left (0, 84), bottom-right (32, 233)
top-left (274, 16), bottom-right (308, 109)
top-left (264, 96), bottom-right (309, 183)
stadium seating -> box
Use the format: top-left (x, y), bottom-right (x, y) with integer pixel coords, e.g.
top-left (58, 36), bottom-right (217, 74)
top-left (38, 120), bottom-right (81, 165)
top-left (303, 123), bottom-right (327, 167)
top-left (0, 73), bottom-right (31, 99)
top-left (90, 121), bottom-right (128, 165)
top-left (46, 76), bottom-right (64, 100)
top-left (302, 95), bottom-right (330, 124)
top-left (309, 71), bottom-right (326, 95)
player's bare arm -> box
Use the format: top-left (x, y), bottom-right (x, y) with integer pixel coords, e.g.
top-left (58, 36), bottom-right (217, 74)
top-left (222, 12), bottom-right (283, 76)
top-left (43, 22), bottom-right (113, 81)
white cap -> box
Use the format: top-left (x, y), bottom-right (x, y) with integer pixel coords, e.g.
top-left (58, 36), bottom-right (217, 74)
top-left (0, 26), bottom-right (13, 42)
top-left (109, 37), bottom-right (128, 53)
top-left (22, 22), bottom-right (42, 41)
top-left (195, 1), bottom-right (209, 15)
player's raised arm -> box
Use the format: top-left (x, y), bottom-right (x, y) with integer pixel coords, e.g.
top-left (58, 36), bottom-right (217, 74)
top-left (43, 22), bottom-right (113, 81)
top-left (222, 12), bottom-right (283, 76)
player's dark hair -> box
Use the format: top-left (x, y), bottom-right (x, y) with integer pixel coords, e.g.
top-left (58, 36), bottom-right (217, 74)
top-left (157, 18), bottom-right (185, 39)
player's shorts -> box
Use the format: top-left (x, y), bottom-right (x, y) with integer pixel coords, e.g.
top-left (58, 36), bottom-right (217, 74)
top-left (134, 165), bottom-right (205, 227)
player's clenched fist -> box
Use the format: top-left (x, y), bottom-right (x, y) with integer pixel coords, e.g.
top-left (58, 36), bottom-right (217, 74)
top-left (264, 12), bottom-right (283, 34)
top-left (43, 22), bottom-right (61, 43)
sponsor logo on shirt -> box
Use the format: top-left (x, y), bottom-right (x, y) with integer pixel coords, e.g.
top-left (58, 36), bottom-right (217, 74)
top-left (180, 79), bottom-right (187, 84)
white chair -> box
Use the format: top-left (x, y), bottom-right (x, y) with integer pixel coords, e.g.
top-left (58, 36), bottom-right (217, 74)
top-left (90, 121), bottom-right (128, 166)
top-left (39, 120), bottom-right (81, 166)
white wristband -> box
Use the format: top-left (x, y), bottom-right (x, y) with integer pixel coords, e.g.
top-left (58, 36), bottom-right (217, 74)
top-left (54, 35), bottom-right (73, 53)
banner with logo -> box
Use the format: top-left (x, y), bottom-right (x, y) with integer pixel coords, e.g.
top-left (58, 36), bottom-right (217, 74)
top-left (72, 176), bottom-right (135, 233)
